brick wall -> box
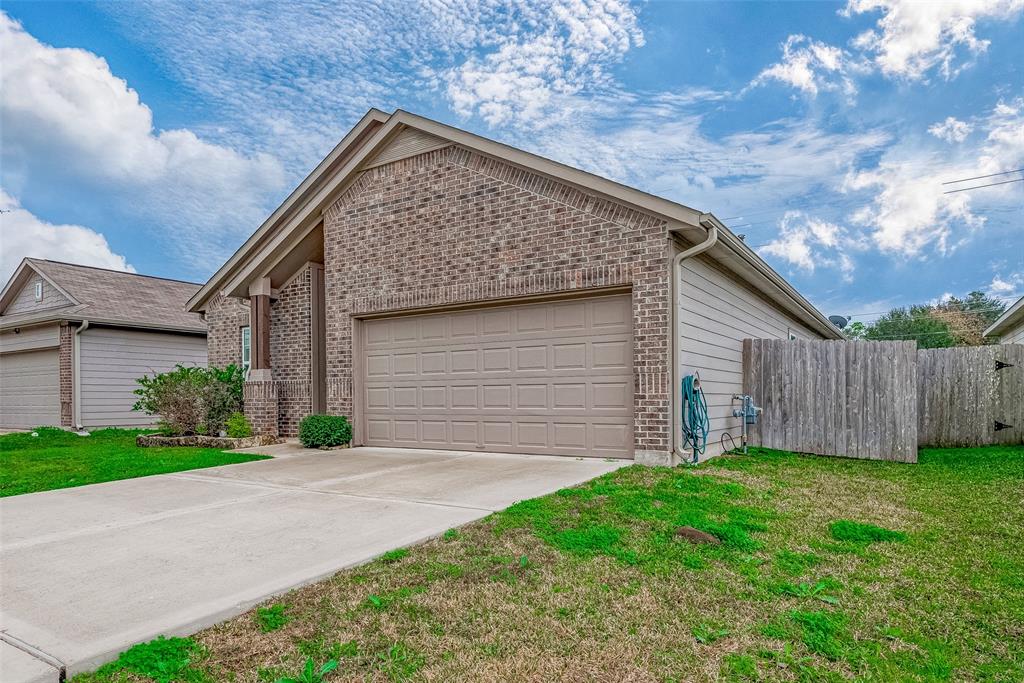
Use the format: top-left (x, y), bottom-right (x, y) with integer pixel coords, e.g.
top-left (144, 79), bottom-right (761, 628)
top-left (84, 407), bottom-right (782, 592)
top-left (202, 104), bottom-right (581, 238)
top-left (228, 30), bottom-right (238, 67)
top-left (205, 294), bottom-right (250, 369)
top-left (270, 268), bottom-right (312, 436)
top-left (59, 322), bottom-right (73, 427)
top-left (244, 380), bottom-right (279, 437)
top-left (322, 146), bottom-right (671, 456)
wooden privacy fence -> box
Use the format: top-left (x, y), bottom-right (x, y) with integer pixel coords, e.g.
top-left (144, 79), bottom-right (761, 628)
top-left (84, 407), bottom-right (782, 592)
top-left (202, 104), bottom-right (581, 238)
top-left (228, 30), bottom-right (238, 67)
top-left (742, 339), bottom-right (918, 462)
top-left (742, 340), bottom-right (1024, 463)
top-left (917, 345), bottom-right (1024, 447)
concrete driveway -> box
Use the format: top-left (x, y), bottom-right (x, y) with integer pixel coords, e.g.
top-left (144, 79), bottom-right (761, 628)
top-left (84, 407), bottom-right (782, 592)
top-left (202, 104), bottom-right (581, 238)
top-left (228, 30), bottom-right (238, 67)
top-left (0, 446), bottom-right (626, 682)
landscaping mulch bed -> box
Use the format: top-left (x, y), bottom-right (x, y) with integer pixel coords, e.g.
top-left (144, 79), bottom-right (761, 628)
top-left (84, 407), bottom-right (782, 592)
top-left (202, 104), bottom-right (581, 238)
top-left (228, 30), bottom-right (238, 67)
top-left (136, 434), bottom-right (280, 450)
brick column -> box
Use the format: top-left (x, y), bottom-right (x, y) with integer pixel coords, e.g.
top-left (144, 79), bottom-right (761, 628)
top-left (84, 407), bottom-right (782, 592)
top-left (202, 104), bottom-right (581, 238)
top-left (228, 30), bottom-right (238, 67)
top-left (59, 322), bottom-right (74, 427)
top-left (244, 380), bottom-right (279, 437)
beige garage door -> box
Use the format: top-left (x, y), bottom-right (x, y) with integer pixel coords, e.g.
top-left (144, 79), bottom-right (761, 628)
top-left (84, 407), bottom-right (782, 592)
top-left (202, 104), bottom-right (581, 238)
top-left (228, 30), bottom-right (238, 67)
top-left (361, 294), bottom-right (634, 458)
top-left (0, 349), bottom-right (60, 428)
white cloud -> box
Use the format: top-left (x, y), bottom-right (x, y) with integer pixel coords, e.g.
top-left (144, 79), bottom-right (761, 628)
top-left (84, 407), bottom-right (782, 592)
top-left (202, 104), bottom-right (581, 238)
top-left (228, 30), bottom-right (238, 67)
top-left (986, 272), bottom-right (1024, 296)
top-left (518, 96), bottom-right (889, 223)
top-left (757, 1), bottom-right (1023, 97)
top-left (444, 0), bottom-right (643, 127)
top-left (844, 98), bottom-right (1024, 256)
top-left (0, 189), bottom-right (133, 283)
top-left (0, 13), bottom-right (285, 272)
top-left (750, 35), bottom-right (860, 97)
top-left (758, 211), bottom-right (861, 282)
top-left (929, 116), bottom-right (974, 142)
top-left (97, 1), bottom-right (644, 166)
top-left (844, 0), bottom-right (1024, 80)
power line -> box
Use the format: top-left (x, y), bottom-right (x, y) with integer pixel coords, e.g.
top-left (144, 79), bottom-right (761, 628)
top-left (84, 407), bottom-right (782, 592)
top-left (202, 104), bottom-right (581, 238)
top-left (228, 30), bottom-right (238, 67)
top-left (942, 167), bottom-right (1024, 185)
top-left (942, 177), bottom-right (1024, 194)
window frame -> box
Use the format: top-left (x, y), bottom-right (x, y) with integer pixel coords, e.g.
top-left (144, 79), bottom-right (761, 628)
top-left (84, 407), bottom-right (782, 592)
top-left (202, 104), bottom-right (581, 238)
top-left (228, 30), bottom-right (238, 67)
top-left (34, 281), bottom-right (43, 302)
top-left (240, 325), bottom-right (251, 375)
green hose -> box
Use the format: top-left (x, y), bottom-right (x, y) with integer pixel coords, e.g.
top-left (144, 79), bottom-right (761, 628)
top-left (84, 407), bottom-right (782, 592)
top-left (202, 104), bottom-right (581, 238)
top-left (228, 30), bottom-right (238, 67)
top-left (680, 374), bottom-right (709, 461)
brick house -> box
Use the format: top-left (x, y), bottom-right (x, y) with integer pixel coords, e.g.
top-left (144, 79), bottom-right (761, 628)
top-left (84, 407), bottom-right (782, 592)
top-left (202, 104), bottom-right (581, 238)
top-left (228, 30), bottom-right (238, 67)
top-left (189, 109), bottom-right (842, 464)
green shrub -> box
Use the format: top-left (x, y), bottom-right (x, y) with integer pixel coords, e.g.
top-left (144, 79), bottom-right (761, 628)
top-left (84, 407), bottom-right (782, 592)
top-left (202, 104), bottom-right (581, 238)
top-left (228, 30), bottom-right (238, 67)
top-left (133, 364), bottom-right (244, 436)
top-left (299, 414), bottom-right (352, 449)
top-left (226, 411), bottom-right (253, 439)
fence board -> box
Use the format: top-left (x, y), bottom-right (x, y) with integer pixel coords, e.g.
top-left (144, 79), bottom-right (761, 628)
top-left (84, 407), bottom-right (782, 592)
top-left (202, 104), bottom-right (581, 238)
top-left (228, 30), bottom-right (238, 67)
top-left (917, 345), bottom-right (1024, 447)
top-left (742, 339), bottom-right (918, 462)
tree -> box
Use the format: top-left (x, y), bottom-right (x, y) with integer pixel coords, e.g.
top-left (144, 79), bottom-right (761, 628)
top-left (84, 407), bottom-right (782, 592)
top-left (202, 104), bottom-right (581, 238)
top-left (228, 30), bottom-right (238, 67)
top-left (863, 305), bottom-right (956, 348)
top-left (854, 290), bottom-right (1007, 348)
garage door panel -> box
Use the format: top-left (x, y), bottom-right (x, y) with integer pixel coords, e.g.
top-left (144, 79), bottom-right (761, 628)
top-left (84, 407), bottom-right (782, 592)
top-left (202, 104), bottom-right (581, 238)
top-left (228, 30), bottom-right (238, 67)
top-left (0, 349), bottom-right (60, 428)
top-left (361, 294), bottom-right (633, 458)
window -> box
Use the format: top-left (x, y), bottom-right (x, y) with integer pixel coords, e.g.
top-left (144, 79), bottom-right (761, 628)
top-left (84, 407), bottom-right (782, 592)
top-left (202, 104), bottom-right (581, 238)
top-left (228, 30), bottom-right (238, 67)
top-left (240, 326), bottom-right (251, 375)
top-left (34, 281), bottom-right (43, 302)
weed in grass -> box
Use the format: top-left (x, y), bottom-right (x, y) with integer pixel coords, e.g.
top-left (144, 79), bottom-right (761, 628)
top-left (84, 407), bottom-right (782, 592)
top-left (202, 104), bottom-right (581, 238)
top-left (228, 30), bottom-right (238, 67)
top-left (274, 657), bottom-right (338, 683)
top-left (442, 528), bottom-right (460, 541)
top-left (255, 603), bottom-right (289, 632)
top-left (380, 548), bottom-right (409, 563)
top-left (775, 549), bottom-right (821, 575)
top-left (721, 653), bottom-right (759, 681)
top-left (551, 524), bottom-right (624, 555)
top-left (829, 519), bottom-right (906, 544)
top-left (692, 623), bottom-right (730, 644)
top-left (376, 642), bottom-right (424, 682)
top-left (789, 609), bottom-right (849, 660)
top-left (777, 580), bottom-right (841, 605)
top-left (89, 635), bottom-right (205, 683)
top-left (365, 594), bottom-right (385, 610)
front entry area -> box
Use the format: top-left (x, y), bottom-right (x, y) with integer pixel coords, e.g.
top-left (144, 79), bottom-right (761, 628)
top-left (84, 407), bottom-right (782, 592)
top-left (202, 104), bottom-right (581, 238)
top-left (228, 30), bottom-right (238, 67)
top-left (359, 293), bottom-right (634, 458)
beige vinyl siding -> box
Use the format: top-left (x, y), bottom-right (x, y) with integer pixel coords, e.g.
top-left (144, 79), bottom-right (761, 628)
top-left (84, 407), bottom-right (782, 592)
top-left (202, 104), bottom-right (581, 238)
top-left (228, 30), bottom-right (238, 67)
top-left (1002, 321), bottom-right (1024, 344)
top-left (676, 252), bottom-right (822, 459)
top-left (4, 277), bottom-right (71, 315)
top-left (363, 127), bottom-right (450, 168)
top-left (0, 348), bottom-right (60, 428)
top-left (79, 327), bottom-right (207, 427)
top-left (0, 324), bottom-right (60, 354)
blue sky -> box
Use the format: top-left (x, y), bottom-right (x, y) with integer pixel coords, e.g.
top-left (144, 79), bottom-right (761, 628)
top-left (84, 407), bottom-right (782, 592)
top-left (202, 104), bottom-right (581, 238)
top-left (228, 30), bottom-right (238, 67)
top-left (1, 0), bottom-right (1022, 324)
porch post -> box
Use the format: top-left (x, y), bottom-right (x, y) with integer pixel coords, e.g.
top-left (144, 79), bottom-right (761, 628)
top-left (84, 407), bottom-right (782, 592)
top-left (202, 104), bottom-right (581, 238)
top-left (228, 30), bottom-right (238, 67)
top-left (244, 277), bottom-right (278, 436)
top-left (248, 277), bottom-right (272, 379)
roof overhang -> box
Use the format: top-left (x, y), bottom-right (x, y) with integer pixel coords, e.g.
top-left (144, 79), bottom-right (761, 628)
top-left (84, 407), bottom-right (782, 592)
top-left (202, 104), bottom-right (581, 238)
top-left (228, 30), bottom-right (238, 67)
top-left (186, 108), bottom-right (391, 312)
top-left (0, 311), bottom-right (206, 335)
top-left (984, 294), bottom-right (1024, 338)
top-left (187, 107), bottom-right (839, 339)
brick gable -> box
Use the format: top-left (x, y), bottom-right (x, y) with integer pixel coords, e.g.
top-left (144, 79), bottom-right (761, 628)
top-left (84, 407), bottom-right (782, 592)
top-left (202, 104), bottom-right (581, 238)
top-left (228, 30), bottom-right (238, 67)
top-left (323, 145), bottom-right (672, 455)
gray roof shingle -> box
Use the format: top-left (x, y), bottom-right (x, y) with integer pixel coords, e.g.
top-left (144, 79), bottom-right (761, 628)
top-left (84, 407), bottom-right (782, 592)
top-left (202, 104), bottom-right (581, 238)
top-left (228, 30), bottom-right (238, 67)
top-left (1, 259), bottom-right (206, 332)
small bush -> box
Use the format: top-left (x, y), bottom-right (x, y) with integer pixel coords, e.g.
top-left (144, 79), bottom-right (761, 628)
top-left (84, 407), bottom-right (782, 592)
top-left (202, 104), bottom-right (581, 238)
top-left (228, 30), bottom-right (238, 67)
top-left (226, 411), bottom-right (253, 439)
top-left (133, 364), bottom-right (244, 436)
top-left (299, 414), bottom-right (352, 449)
top-left (829, 520), bottom-right (906, 544)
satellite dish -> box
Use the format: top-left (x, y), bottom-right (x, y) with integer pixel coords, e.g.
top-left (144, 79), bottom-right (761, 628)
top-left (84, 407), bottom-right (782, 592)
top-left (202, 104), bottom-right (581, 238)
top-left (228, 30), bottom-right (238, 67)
top-left (828, 315), bottom-right (850, 329)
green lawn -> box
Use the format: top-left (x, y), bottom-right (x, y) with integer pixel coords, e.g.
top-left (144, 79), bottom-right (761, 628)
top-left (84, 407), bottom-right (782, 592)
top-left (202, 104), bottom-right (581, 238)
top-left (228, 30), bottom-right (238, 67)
top-left (0, 427), bottom-right (269, 497)
top-left (74, 445), bottom-right (1023, 682)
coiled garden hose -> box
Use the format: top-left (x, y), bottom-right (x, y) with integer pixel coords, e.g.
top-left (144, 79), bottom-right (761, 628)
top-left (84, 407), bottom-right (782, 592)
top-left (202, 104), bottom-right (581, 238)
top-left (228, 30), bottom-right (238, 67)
top-left (680, 374), bottom-right (709, 461)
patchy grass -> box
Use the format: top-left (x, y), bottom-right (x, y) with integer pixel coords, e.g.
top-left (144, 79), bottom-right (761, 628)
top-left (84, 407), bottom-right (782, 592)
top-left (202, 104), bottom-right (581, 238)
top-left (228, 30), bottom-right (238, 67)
top-left (0, 427), bottom-right (268, 496)
top-left (73, 444), bottom-right (1024, 682)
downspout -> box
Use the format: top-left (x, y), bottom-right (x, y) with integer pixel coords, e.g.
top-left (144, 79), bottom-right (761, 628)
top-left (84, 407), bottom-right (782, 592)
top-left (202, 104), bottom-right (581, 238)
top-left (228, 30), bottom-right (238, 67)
top-left (73, 320), bottom-right (90, 430)
top-left (671, 215), bottom-right (719, 464)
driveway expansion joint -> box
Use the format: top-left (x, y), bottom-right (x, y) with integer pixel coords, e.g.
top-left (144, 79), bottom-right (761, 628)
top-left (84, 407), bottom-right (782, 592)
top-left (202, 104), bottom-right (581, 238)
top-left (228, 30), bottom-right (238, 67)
top-left (0, 630), bottom-right (65, 677)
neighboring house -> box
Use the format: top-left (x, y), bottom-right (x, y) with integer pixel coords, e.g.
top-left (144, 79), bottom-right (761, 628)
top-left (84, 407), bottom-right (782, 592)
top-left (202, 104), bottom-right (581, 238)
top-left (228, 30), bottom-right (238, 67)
top-left (0, 259), bottom-right (207, 430)
top-left (984, 294), bottom-right (1024, 345)
top-left (189, 108), bottom-right (842, 463)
